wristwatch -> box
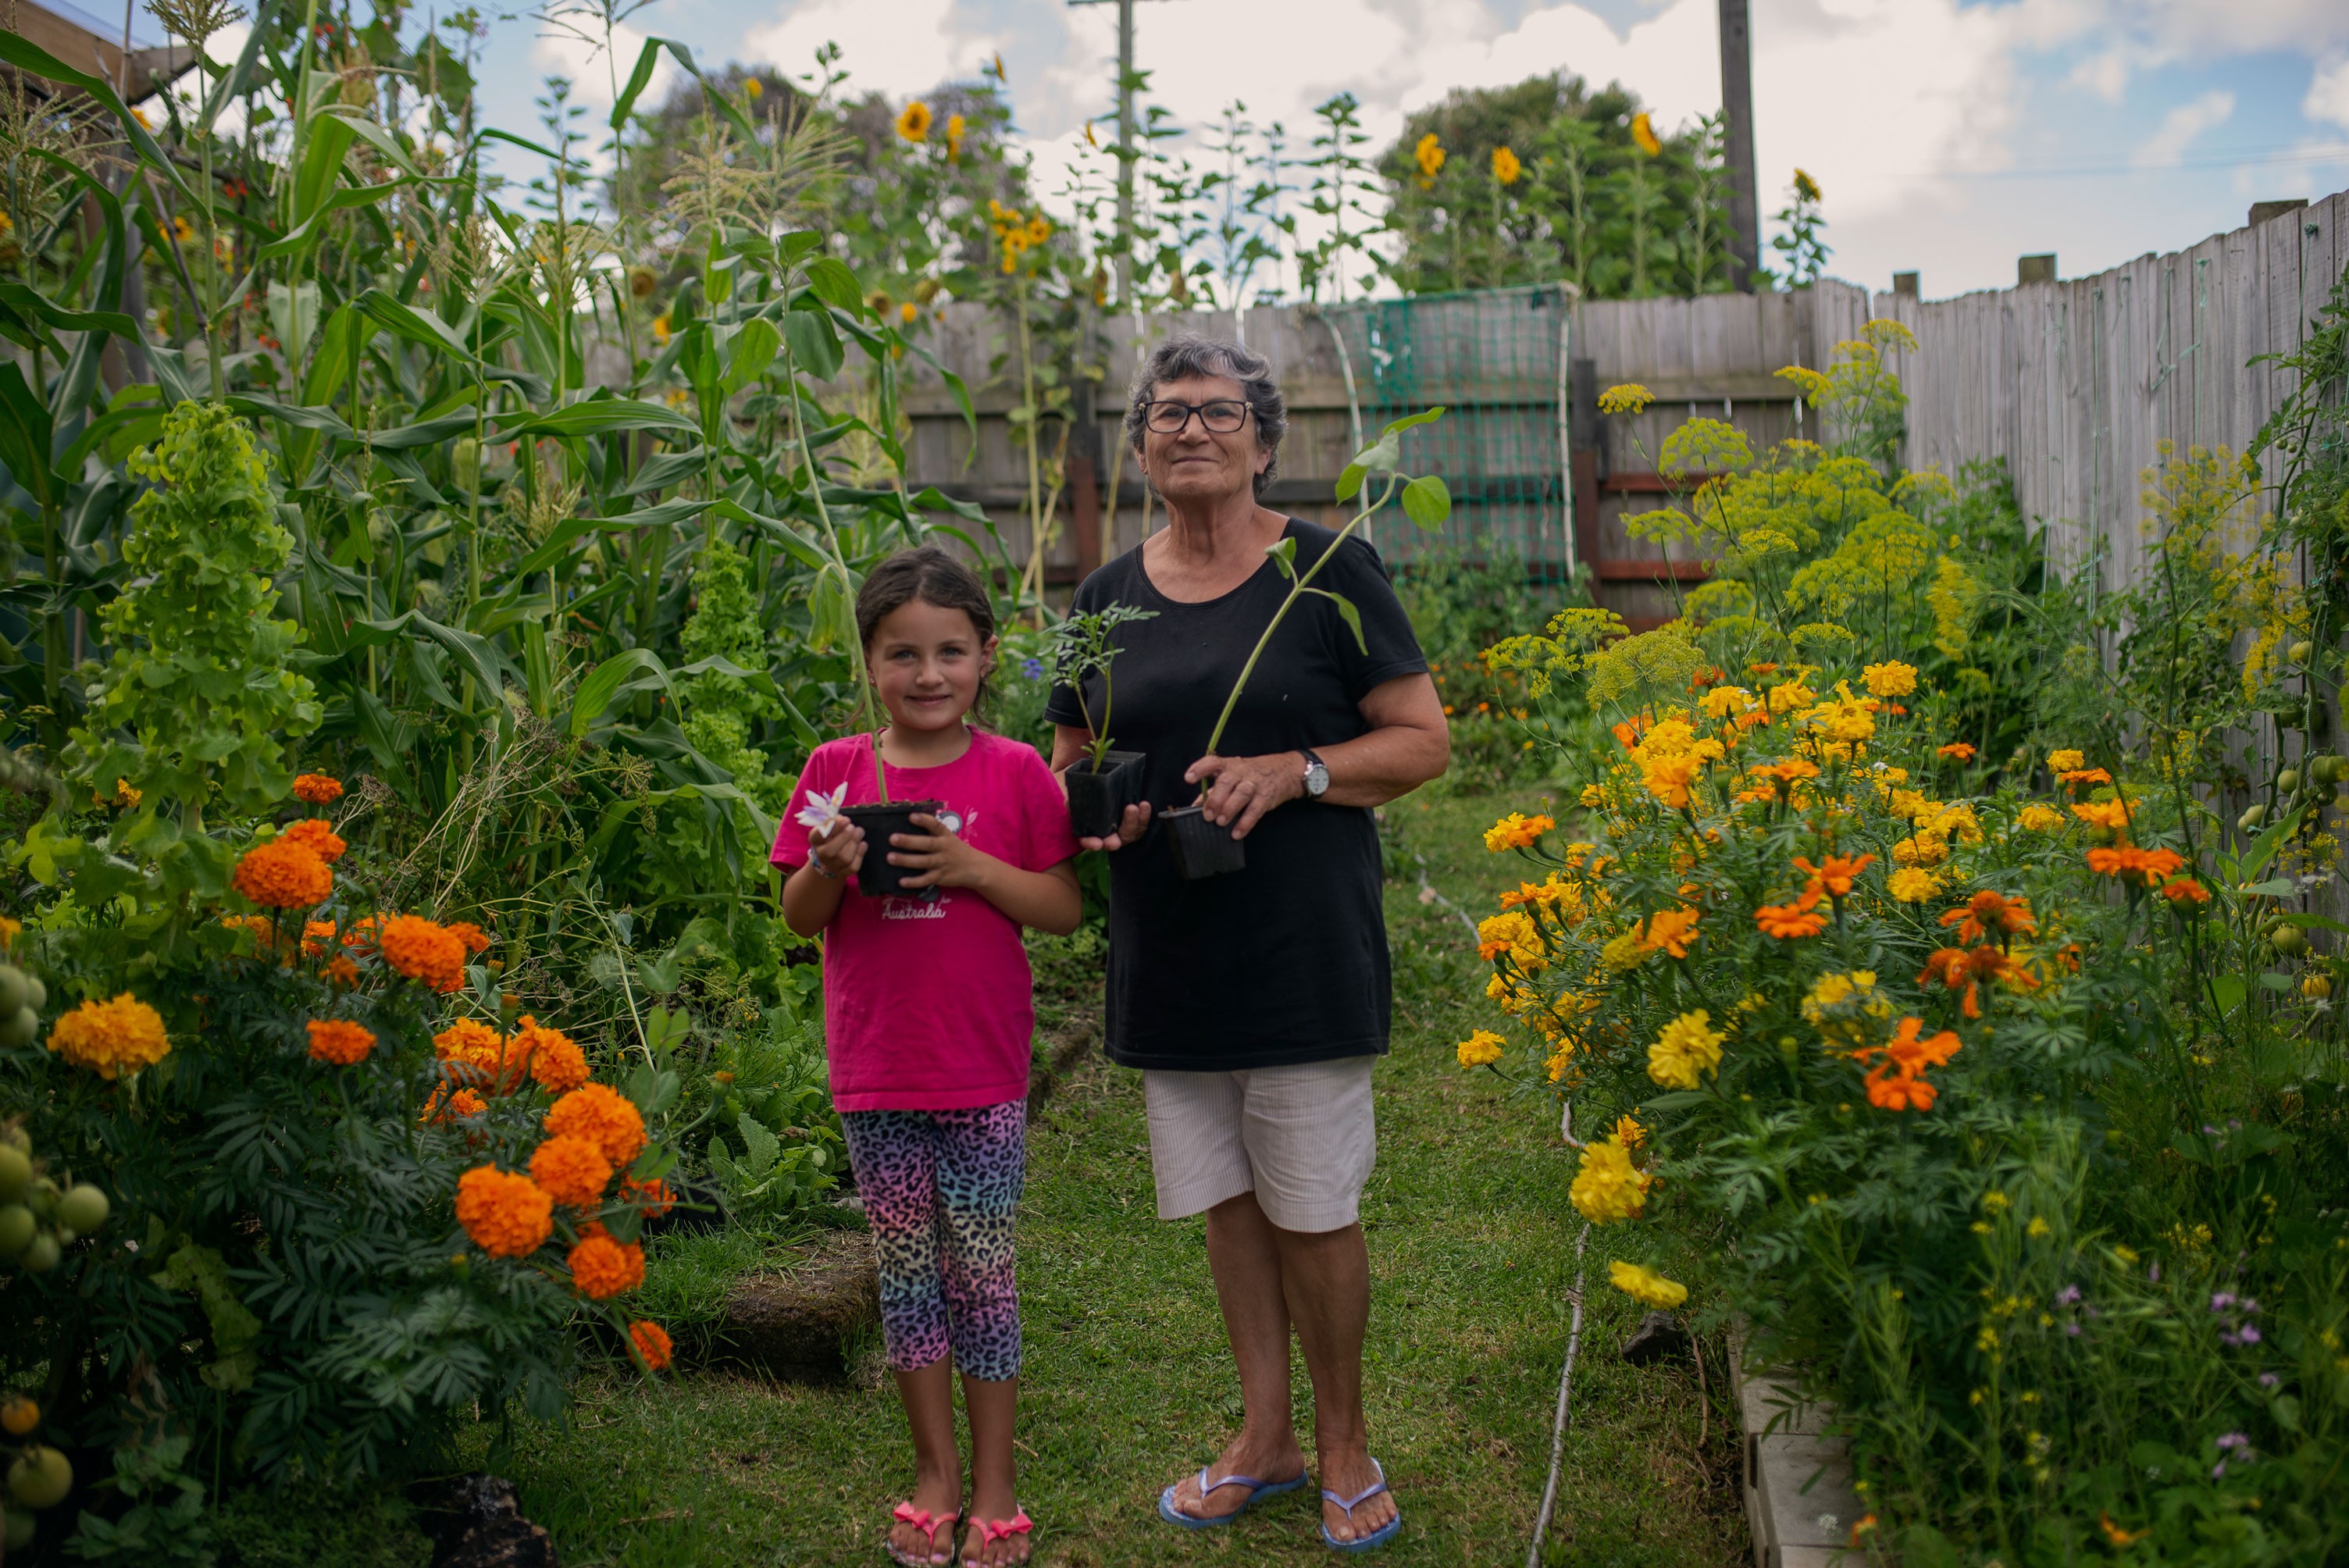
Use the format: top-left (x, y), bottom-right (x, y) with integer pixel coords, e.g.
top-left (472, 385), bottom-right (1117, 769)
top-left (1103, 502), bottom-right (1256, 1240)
top-left (1300, 748), bottom-right (1330, 799)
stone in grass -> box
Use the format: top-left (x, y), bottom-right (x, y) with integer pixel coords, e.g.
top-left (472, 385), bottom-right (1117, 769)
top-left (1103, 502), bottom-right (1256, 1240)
top-left (1620, 1310), bottom-right (1690, 1366)
top-left (408, 1474), bottom-right (558, 1568)
top-left (717, 1228), bottom-right (881, 1384)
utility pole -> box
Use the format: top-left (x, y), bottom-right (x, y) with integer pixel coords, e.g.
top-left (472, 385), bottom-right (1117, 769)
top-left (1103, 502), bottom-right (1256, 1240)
top-left (1068, 0), bottom-right (1153, 306)
top-left (1718, 0), bottom-right (1760, 292)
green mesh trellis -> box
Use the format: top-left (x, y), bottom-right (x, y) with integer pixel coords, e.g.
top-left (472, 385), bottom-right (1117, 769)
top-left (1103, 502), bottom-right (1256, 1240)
top-left (1328, 284), bottom-right (1572, 583)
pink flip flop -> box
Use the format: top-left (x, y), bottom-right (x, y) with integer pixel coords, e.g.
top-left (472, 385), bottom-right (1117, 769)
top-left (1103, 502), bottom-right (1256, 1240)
top-left (886, 1501), bottom-right (959, 1567)
top-left (961, 1509), bottom-right (1032, 1565)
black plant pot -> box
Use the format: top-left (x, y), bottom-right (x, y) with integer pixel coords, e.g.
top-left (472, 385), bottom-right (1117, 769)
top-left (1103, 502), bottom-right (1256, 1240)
top-left (1163, 804), bottom-right (1246, 880)
top-left (1066, 750), bottom-right (1146, 839)
top-left (840, 800), bottom-right (944, 899)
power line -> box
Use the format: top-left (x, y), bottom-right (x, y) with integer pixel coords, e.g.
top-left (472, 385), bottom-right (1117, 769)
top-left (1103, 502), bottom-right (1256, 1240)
top-left (1925, 141), bottom-right (2349, 180)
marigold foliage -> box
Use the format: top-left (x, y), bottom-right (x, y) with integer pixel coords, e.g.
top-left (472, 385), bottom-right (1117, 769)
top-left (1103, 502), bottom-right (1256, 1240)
top-left (49, 994), bottom-right (171, 1079)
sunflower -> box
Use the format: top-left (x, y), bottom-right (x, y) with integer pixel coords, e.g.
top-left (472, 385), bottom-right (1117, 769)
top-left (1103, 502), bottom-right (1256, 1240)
top-left (896, 101), bottom-right (932, 143)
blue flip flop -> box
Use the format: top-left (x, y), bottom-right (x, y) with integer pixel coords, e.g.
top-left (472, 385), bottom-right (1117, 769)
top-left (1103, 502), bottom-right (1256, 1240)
top-left (1319, 1459), bottom-right (1402, 1553)
top-left (1157, 1468), bottom-right (1306, 1529)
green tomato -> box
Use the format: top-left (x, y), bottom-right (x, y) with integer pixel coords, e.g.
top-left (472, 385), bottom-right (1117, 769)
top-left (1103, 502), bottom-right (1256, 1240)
top-left (55, 1185), bottom-right (106, 1236)
top-left (0, 1146), bottom-right (27, 1204)
top-left (5, 1447), bottom-right (70, 1510)
top-left (2278, 768), bottom-right (2301, 794)
top-left (2274, 926), bottom-right (2310, 958)
top-left (0, 968), bottom-right (23, 1015)
top-left (3, 1506), bottom-right (34, 1549)
top-left (0, 1010), bottom-right (34, 1051)
top-left (17, 1233), bottom-right (58, 1273)
top-left (0, 1207), bottom-right (33, 1257)
top-left (2290, 640), bottom-right (2315, 666)
top-left (20, 978), bottom-right (37, 1012)
top-left (2240, 804), bottom-right (2268, 832)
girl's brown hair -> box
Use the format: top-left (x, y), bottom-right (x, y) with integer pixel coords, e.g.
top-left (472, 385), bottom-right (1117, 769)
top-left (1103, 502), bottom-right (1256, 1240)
top-left (855, 546), bottom-right (999, 710)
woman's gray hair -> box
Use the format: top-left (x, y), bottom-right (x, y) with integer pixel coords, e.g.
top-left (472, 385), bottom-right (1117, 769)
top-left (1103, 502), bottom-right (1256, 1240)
top-left (1123, 333), bottom-right (1287, 497)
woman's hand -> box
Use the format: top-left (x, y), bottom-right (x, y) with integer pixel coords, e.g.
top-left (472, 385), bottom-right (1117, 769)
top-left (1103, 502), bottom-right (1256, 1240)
top-left (1078, 800), bottom-right (1153, 853)
top-left (886, 813), bottom-right (994, 890)
top-left (810, 820), bottom-right (867, 880)
top-left (1183, 752), bottom-right (1302, 839)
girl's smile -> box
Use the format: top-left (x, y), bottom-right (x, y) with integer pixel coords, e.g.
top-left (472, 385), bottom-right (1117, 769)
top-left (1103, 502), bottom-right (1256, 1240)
top-left (869, 597), bottom-right (996, 765)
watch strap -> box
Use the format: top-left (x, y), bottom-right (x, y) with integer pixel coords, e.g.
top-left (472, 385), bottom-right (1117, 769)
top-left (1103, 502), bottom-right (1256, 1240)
top-left (1300, 747), bottom-right (1328, 796)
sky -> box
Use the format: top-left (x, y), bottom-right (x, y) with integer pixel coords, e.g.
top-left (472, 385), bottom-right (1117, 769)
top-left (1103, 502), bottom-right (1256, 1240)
top-left (224, 0), bottom-right (2349, 301)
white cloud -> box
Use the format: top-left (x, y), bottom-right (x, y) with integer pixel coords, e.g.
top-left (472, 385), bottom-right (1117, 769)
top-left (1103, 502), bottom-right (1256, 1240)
top-left (531, 13), bottom-right (671, 111)
top-left (2308, 57), bottom-right (2349, 134)
top-left (2131, 88), bottom-right (2234, 169)
top-left (744, 0), bottom-right (1003, 102)
top-left (2065, 48), bottom-right (2130, 105)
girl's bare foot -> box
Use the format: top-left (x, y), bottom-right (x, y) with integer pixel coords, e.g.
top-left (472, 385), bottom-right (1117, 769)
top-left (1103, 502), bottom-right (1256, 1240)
top-left (886, 1476), bottom-right (961, 1567)
top-left (960, 1492), bottom-right (1032, 1566)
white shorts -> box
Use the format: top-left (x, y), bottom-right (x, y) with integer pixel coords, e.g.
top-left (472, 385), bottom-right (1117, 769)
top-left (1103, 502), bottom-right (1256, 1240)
top-left (1141, 1057), bottom-right (1378, 1234)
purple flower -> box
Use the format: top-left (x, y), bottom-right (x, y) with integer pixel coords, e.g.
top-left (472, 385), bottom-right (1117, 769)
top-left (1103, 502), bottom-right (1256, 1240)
top-left (2217, 1432), bottom-right (2252, 1452)
top-left (2211, 1292), bottom-right (2237, 1312)
top-left (2055, 1285), bottom-right (2083, 1306)
top-left (2259, 1373), bottom-right (2280, 1388)
top-left (1021, 656), bottom-right (1045, 681)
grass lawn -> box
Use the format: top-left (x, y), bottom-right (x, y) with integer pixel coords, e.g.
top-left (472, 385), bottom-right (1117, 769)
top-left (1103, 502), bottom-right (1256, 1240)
top-left (458, 791), bottom-right (1749, 1566)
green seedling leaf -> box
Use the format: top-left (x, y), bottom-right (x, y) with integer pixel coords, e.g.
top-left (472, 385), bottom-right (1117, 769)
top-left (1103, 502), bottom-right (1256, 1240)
top-left (1402, 474), bottom-right (1452, 529)
top-left (804, 256), bottom-right (864, 314)
top-left (1308, 588), bottom-right (1366, 653)
top-left (2238, 878), bottom-right (2297, 899)
top-left (2206, 973), bottom-right (2246, 1017)
top-left (1335, 461), bottom-right (1367, 501)
top-left (722, 316), bottom-right (781, 395)
top-left (1348, 433), bottom-right (1401, 476)
top-left (1378, 405), bottom-right (1446, 437)
top-left (782, 307), bottom-right (844, 380)
top-left (1266, 536), bottom-right (1297, 578)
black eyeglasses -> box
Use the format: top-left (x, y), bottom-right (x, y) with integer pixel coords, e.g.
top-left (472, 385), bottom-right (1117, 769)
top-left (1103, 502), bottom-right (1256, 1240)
top-left (1143, 399), bottom-right (1252, 435)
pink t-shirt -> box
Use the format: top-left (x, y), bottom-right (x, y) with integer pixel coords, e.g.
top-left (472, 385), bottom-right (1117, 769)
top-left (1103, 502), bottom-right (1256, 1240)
top-left (772, 730), bottom-right (1081, 1112)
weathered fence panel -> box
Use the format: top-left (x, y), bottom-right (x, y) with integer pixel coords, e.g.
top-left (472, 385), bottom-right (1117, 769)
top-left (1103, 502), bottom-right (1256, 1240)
top-left (891, 186), bottom-right (2349, 625)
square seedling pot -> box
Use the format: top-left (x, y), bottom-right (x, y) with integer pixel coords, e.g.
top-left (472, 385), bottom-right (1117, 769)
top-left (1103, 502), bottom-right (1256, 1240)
top-left (1065, 750), bottom-right (1146, 839)
top-left (839, 800), bottom-right (944, 899)
top-left (1162, 804), bottom-right (1246, 880)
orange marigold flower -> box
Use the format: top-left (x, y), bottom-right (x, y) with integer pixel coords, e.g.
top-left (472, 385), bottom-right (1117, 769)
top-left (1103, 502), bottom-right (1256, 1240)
top-left (1917, 945), bottom-right (2037, 1018)
top-left (529, 1133), bottom-right (614, 1208)
top-left (2086, 844), bottom-right (2188, 888)
top-left (1748, 758), bottom-right (1821, 786)
top-left (380, 914), bottom-right (468, 993)
top-left (1939, 889), bottom-right (2035, 946)
top-left (569, 1231), bottom-right (646, 1299)
top-left (423, 1086), bottom-right (487, 1125)
top-left (2161, 876), bottom-right (2211, 905)
top-left (455, 1166), bottom-right (553, 1258)
top-left (222, 913), bottom-right (276, 949)
top-left (546, 1083), bottom-right (647, 1169)
top-left (2056, 767), bottom-right (2112, 789)
top-left (629, 1320), bottom-right (673, 1371)
top-left (436, 1017), bottom-right (528, 1093)
top-left (48, 993), bottom-right (171, 1079)
top-left (1638, 907), bottom-right (1699, 958)
top-left (2071, 798), bottom-right (2133, 833)
top-left (622, 1177), bottom-right (678, 1217)
top-left (301, 919), bottom-right (337, 957)
top-left (1866, 1070), bottom-right (1941, 1111)
top-left (232, 839), bottom-right (334, 909)
top-left (292, 773), bottom-right (345, 804)
top-left (305, 1018), bottom-right (374, 1065)
top-left (325, 954), bottom-right (360, 987)
top-left (281, 816), bottom-right (347, 864)
top-left (447, 921), bottom-right (492, 955)
top-left (1937, 742), bottom-right (1977, 761)
top-left (1793, 853), bottom-right (1876, 899)
top-left (1756, 902), bottom-right (1829, 939)
top-left (517, 1017), bottom-right (591, 1093)
top-left (1853, 1016), bottom-right (1961, 1111)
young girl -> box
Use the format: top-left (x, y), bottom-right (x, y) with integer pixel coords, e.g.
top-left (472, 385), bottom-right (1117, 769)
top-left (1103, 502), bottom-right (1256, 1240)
top-left (775, 546), bottom-right (1082, 1568)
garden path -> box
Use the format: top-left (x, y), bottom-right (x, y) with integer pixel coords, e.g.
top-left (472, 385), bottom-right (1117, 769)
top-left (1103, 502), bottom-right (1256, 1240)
top-left (479, 794), bottom-right (1748, 1566)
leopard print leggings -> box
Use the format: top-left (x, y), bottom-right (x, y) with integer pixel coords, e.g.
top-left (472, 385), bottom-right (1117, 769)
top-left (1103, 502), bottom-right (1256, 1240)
top-left (841, 1100), bottom-right (1025, 1382)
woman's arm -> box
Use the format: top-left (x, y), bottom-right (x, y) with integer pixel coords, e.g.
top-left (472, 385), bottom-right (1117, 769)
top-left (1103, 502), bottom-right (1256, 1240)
top-left (1185, 671), bottom-right (1450, 837)
top-left (884, 814), bottom-right (1085, 935)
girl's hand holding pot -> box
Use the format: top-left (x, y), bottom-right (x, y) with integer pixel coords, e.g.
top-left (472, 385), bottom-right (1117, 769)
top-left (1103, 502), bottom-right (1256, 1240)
top-left (811, 819), bottom-right (867, 880)
top-left (888, 813), bottom-right (992, 889)
top-left (1184, 752), bottom-right (1302, 839)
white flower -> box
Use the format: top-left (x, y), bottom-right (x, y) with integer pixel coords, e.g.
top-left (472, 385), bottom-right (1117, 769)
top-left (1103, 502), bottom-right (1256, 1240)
top-left (796, 786), bottom-right (847, 839)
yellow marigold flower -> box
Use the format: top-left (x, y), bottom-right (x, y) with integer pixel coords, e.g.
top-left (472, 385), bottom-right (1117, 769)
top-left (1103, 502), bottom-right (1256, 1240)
top-left (281, 816), bottom-right (347, 864)
top-left (1456, 1029), bottom-right (1506, 1068)
top-left (292, 773), bottom-right (344, 804)
top-left (380, 915), bottom-right (469, 994)
top-left (48, 993), bottom-right (169, 1079)
top-left (1700, 685), bottom-right (1752, 719)
top-left (2071, 798), bottom-right (2132, 833)
top-left (629, 1319), bottom-right (673, 1371)
top-left (1491, 144), bottom-right (1521, 185)
top-left (0, 916), bottom-right (19, 949)
top-left (743, 76), bottom-right (762, 99)
top-left (1630, 112), bottom-right (1662, 158)
top-left (1647, 1010), bottom-right (1723, 1089)
top-left (109, 778), bottom-right (142, 809)
top-left (1024, 214), bottom-right (1052, 246)
top-left (651, 314), bottom-right (671, 345)
top-left (233, 839), bottom-right (334, 910)
top-left (1862, 661), bottom-right (1918, 698)
top-left (1766, 681), bottom-right (1816, 714)
top-left (1414, 131), bottom-right (1445, 179)
top-left (569, 1228), bottom-right (646, 1299)
top-left (1484, 811), bottom-right (1554, 852)
top-left (517, 1017), bottom-right (590, 1093)
top-left (1545, 1046), bottom-right (1574, 1083)
top-left (946, 112), bottom-right (966, 158)
top-left (899, 301), bottom-right (918, 325)
top-left (1600, 930), bottom-right (1646, 972)
top-left (1893, 831), bottom-right (1949, 867)
top-left (1887, 867), bottom-right (1943, 903)
top-left (1597, 383), bottom-right (1652, 416)
top-left (305, 1018), bottom-right (374, 1066)
top-left (2047, 750), bottom-right (2085, 773)
top-left (1609, 1259), bottom-right (1688, 1309)
top-left (1802, 969), bottom-right (1894, 1046)
top-left (529, 1133), bottom-right (614, 1208)
top-left (1570, 1134), bottom-right (1651, 1224)
top-left (454, 1166), bottom-right (553, 1258)
top-left (547, 1083), bottom-right (647, 1169)
top-left (896, 101), bottom-right (932, 142)
top-left (1477, 910), bottom-right (1546, 971)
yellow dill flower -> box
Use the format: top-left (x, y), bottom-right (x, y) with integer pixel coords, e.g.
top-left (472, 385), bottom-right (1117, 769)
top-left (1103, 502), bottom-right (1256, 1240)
top-left (1647, 1010), bottom-right (1724, 1089)
top-left (1609, 1259), bottom-right (1688, 1309)
top-left (1887, 867), bottom-right (1942, 903)
top-left (1862, 661), bottom-right (1918, 697)
top-left (1456, 1029), bottom-right (1506, 1068)
top-left (1597, 383), bottom-right (1652, 415)
top-left (896, 101), bottom-right (932, 142)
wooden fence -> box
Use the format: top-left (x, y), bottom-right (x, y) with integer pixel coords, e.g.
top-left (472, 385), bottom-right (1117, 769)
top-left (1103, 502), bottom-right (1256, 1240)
top-left (890, 186), bottom-right (2349, 625)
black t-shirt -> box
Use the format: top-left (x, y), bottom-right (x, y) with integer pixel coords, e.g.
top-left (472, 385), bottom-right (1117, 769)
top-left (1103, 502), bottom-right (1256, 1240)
top-left (1043, 519), bottom-right (1430, 1071)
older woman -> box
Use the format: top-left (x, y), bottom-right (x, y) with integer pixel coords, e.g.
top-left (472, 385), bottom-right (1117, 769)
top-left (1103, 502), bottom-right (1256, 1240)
top-left (1043, 334), bottom-right (1449, 1551)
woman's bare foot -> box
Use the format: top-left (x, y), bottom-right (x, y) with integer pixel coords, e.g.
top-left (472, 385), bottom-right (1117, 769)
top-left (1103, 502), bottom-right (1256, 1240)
top-left (1317, 1446), bottom-right (1398, 1545)
top-left (1161, 1430), bottom-right (1309, 1522)
top-left (959, 1488), bottom-right (1032, 1566)
top-left (887, 1473), bottom-right (961, 1566)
